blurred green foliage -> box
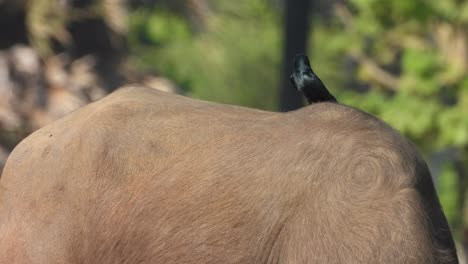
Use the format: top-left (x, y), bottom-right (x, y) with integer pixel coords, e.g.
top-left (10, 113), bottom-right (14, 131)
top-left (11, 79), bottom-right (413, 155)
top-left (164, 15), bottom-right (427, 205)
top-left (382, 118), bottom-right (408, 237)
top-left (129, 0), bottom-right (281, 110)
top-left (128, 0), bottom-right (468, 232)
top-left (439, 162), bottom-right (460, 229)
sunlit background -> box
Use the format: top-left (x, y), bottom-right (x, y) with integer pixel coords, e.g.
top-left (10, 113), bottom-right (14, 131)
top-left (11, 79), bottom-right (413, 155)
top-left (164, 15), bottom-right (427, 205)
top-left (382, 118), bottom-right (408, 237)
top-left (1, 0), bottom-right (467, 260)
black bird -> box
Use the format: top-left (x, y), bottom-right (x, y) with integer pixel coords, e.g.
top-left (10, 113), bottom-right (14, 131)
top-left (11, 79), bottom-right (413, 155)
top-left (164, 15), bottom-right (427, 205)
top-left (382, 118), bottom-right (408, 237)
top-left (290, 54), bottom-right (337, 104)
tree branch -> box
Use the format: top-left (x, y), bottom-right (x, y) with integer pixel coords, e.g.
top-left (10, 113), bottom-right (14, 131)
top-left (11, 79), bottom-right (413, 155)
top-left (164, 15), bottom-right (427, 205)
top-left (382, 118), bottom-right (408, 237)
top-left (351, 53), bottom-right (400, 90)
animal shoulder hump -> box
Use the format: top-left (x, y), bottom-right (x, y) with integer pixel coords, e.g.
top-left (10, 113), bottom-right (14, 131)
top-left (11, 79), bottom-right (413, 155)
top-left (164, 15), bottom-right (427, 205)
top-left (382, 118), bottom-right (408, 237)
top-left (73, 85), bottom-right (191, 126)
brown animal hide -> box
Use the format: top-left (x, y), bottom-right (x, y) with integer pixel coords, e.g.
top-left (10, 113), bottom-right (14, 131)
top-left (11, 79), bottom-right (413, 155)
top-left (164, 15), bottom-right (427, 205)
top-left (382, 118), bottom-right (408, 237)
top-left (0, 85), bottom-right (458, 263)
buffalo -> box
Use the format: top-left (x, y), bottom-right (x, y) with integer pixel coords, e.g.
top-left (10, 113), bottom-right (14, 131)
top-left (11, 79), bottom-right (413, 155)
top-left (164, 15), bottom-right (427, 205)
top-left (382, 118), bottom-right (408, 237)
top-left (0, 85), bottom-right (458, 263)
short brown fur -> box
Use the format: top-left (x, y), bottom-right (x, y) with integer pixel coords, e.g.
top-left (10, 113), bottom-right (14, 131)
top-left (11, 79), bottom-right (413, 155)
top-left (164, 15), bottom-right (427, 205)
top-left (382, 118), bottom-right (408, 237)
top-left (0, 85), bottom-right (458, 263)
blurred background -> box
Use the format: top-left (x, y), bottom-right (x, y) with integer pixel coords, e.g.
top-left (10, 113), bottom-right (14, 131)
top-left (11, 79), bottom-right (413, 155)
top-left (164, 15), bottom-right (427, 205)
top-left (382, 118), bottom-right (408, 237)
top-left (0, 0), bottom-right (467, 260)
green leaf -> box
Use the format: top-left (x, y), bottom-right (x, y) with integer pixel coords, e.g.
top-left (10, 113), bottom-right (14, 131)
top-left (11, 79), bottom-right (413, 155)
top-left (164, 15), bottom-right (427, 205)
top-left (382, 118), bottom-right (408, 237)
top-left (437, 162), bottom-right (459, 229)
top-left (402, 48), bottom-right (440, 77)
